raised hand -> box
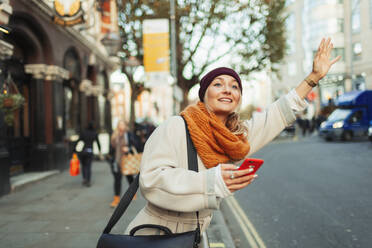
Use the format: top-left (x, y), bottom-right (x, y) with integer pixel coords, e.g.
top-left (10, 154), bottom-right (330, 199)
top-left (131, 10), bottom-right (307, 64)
top-left (311, 38), bottom-right (341, 81)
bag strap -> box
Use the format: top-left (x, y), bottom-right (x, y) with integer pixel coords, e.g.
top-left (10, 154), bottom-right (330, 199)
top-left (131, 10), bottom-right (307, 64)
top-left (182, 116), bottom-right (201, 243)
top-left (102, 174), bottom-right (139, 234)
top-left (102, 116), bottom-right (201, 237)
top-left (183, 117), bottom-right (198, 172)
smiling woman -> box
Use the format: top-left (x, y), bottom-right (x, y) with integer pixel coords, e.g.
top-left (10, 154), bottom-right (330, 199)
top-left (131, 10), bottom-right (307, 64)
top-left (121, 38), bottom-right (340, 246)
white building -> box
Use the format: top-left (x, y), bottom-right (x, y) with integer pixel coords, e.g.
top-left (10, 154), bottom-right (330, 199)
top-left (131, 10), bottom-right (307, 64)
top-left (280, 0), bottom-right (372, 116)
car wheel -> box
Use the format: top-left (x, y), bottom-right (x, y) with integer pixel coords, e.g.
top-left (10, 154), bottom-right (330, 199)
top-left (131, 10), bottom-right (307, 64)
top-left (342, 131), bottom-right (352, 141)
top-left (325, 137), bottom-right (333, 142)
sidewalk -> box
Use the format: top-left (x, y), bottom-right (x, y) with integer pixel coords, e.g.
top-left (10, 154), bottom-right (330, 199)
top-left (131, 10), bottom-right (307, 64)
top-left (0, 161), bottom-right (235, 248)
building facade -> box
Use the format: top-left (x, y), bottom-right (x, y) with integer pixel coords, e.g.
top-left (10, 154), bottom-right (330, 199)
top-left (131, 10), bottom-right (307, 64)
top-left (0, 0), bottom-right (119, 196)
top-left (279, 0), bottom-right (372, 117)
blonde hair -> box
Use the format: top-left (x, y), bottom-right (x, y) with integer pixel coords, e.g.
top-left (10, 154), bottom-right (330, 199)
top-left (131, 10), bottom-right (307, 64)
top-left (113, 119), bottom-right (128, 136)
top-left (225, 112), bottom-right (249, 138)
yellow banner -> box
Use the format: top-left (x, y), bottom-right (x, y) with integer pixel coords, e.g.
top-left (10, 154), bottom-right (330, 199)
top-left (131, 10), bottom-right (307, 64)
top-left (143, 32), bottom-right (170, 72)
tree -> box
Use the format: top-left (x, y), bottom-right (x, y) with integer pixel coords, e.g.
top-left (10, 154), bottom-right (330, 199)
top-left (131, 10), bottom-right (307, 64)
top-left (116, 0), bottom-right (152, 130)
top-left (170, 0), bottom-right (288, 108)
top-left (116, 0), bottom-right (288, 120)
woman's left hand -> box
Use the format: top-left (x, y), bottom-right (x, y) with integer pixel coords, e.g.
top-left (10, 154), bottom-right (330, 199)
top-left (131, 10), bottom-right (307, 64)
top-left (311, 38), bottom-right (341, 81)
top-left (220, 164), bottom-right (257, 193)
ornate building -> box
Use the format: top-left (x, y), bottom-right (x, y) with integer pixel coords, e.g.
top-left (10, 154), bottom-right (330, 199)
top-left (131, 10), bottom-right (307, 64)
top-left (0, 0), bottom-right (120, 196)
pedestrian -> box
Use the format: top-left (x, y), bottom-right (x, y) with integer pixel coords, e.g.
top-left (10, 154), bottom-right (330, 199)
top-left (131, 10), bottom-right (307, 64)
top-left (74, 121), bottom-right (102, 187)
top-left (109, 120), bottom-right (139, 208)
top-left (125, 38), bottom-right (340, 238)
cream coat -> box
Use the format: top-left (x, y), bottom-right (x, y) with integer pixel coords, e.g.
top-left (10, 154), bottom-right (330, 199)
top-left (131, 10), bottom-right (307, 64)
top-left (126, 91), bottom-right (306, 236)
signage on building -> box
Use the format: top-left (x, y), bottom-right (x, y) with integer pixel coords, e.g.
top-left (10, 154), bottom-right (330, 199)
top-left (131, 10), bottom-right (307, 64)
top-left (100, 0), bottom-right (111, 33)
top-left (143, 19), bottom-right (170, 87)
top-left (53, 0), bottom-right (84, 27)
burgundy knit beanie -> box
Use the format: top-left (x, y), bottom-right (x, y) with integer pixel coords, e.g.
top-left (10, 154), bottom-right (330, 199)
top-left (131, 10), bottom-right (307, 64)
top-left (198, 67), bottom-right (242, 102)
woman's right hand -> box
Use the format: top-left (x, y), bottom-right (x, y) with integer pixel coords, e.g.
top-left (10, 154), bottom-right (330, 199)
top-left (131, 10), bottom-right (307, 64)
top-left (311, 38), bottom-right (341, 81)
top-left (220, 163), bottom-right (257, 193)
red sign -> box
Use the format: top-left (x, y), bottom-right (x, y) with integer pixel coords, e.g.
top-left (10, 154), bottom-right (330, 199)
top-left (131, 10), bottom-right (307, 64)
top-left (100, 0), bottom-right (111, 33)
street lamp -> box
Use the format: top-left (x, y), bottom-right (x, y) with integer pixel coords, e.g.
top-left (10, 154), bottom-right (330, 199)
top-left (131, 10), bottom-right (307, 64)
top-left (101, 32), bottom-right (121, 57)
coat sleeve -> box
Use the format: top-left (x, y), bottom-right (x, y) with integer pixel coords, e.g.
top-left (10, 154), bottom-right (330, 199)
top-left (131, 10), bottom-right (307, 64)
top-left (246, 90), bottom-right (307, 156)
top-left (139, 117), bottom-right (219, 212)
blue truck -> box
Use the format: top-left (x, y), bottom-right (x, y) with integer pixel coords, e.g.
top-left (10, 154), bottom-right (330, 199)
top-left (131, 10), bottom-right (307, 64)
top-left (319, 90), bottom-right (372, 141)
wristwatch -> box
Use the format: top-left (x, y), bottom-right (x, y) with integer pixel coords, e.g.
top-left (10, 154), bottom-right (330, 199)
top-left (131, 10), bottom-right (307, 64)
top-left (304, 76), bottom-right (317, 87)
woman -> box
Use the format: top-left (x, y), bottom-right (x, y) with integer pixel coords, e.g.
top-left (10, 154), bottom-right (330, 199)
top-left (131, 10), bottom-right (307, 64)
top-left (126, 38), bottom-right (340, 237)
top-left (110, 120), bottom-right (139, 207)
top-left (74, 122), bottom-right (101, 187)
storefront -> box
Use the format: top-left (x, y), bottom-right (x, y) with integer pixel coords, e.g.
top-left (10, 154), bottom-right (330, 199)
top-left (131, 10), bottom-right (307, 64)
top-left (0, 0), bottom-right (116, 196)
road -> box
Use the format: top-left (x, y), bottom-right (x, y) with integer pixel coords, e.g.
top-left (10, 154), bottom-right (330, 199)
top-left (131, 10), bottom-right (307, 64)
top-left (222, 135), bottom-right (372, 248)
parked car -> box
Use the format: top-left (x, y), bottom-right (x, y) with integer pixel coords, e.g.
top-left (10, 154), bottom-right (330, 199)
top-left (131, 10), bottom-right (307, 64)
top-left (319, 90), bottom-right (372, 141)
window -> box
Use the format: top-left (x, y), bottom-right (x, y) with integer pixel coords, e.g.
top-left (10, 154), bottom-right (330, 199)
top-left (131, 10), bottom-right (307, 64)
top-left (96, 73), bottom-right (106, 131)
top-left (354, 75), bottom-right (366, 90)
top-left (370, 0), bottom-right (372, 27)
top-left (285, 0), bottom-right (295, 6)
top-left (286, 13), bottom-right (296, 54)
top-left (288, 62), bottom-right (297, 76)
top-left (64, 87), bottom-right (72, 130)
top-left (351, 0), bottom-right (361, 33)
top-left (337, 19), bottom-right (344, 32)
top-left (350, 111), bottom-right (362, 123)
top-left (352, 42), bottom-right (362, 60)
top-left (313, 48), bottom-right (344, 62)
top-left (332, 48), bottom-right (345, 61)
top-left (305, 0), bottom-right (344, 9)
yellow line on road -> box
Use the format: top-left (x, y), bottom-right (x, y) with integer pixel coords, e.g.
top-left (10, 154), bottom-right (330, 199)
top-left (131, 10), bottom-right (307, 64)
top-left (226, 196), bottom-right (267, 248)
top-left (209, 243), bottom-right (226, 247)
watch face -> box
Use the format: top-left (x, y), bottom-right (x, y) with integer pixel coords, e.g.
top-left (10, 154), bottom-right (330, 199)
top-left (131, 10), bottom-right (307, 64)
top-left (306, 78), bottom-right (317, 87)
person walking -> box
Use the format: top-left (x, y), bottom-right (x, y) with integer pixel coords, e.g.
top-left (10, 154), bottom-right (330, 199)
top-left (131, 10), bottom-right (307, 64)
top-left (124, 38), bottom-right (340, 238)
top-left (74, 121), bottom-right (101, 187)
top-left (110, 120), bottom-right (139, 208)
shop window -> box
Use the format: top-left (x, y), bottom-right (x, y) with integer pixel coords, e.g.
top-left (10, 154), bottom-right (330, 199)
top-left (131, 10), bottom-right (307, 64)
top-left (97, 72), bottom-right (106, 131)
top-left (64, 86), bottom-right (73, 131)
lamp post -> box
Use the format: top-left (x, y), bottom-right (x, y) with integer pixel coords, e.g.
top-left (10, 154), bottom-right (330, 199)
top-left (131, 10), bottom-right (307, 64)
top-left (170, 0), bottom-right (179, 114)
top-left (348, 0), bottom-right (360, 92)
top-left (101, 32), bottom-right (121, 57)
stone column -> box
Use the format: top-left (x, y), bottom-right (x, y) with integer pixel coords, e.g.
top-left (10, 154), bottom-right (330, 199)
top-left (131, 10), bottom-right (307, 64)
top-left (24, 64), bottom-right (69, 171)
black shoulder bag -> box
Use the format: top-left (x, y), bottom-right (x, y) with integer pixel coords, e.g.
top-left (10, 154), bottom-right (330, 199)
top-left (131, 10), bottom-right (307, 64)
top-left (97, 117), bottom-right (201, 248)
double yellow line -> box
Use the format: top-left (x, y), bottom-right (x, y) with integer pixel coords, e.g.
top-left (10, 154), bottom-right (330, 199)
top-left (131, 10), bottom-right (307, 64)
top-left (225, 196), bottom-right (267, 248)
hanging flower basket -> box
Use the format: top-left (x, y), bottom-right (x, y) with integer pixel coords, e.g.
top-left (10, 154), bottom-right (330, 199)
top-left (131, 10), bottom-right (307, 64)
top-left (3, 97), bottom-right (14, 108)
top-left (0, 93), bottom-right (25, 126)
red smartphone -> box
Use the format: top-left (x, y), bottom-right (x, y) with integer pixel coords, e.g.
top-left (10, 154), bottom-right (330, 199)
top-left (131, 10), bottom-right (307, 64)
top-left (238, 158), bottom-right (264, 176)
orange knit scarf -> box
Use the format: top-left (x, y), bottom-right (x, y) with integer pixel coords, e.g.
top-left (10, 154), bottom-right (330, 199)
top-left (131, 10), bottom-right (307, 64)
top-left (180, 101), bottom-right (250, 168)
